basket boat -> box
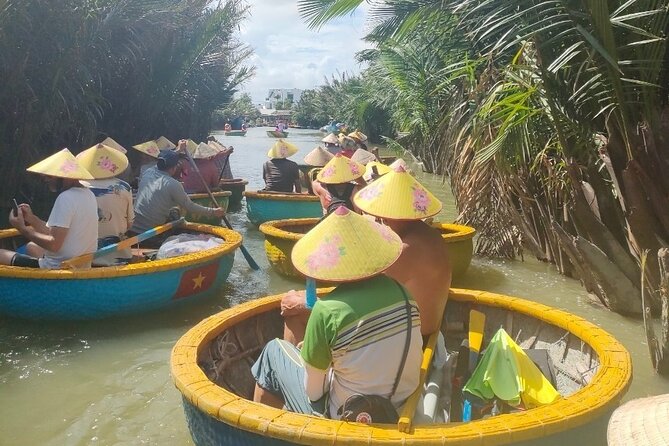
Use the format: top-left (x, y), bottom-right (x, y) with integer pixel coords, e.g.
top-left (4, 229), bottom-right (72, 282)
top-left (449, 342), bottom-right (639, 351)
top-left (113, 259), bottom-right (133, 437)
top-left (0, 223), bottom-right (242, 320)
top-left (172, 288), bottom-right (631, 446)
top-left (217, 179), bottom-right (248, 211)
top-left (267, 130), bottom-right (289, 138)
top-left (243, 191), bottom-right (321, 226)
top-left (187, 191), bottom-right (231, 225)
top-left (224, 130), bottom-right (247, 137)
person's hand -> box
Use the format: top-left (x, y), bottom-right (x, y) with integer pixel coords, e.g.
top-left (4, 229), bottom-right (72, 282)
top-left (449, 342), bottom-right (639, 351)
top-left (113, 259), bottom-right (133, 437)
top-left (228, 146), bottom-right (234, 154)
top-left (177, 139), bottom-right (187, 152)
top-left (18, 204), bottom-right (35, 226)
top-left (212, 207), bottom-right (225, 217)
top-left (281, 289), bottom-right (309, 316)
top-left (9, 208), bottom-right (27, 231)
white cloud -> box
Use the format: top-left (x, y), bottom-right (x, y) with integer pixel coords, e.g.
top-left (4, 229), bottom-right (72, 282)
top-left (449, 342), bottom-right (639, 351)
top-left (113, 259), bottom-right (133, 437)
top-left (237, 1), bottom-right (372, 104)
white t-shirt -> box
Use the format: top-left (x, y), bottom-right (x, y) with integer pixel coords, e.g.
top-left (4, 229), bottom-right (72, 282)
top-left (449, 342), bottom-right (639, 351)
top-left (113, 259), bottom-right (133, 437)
top-left (38, 187), bottom-right (98, 269)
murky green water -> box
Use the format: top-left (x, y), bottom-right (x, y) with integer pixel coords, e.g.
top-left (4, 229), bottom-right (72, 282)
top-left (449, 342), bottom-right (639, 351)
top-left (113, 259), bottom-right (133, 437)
top-left (1, 127), bottom-right (666, 445)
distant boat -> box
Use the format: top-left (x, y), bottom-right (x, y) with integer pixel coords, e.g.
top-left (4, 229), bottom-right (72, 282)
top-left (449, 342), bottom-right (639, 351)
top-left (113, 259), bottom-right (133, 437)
top-left (266, 130), bottom-right (288, 138)
top-left (224, 130), bottom-right (247, 137)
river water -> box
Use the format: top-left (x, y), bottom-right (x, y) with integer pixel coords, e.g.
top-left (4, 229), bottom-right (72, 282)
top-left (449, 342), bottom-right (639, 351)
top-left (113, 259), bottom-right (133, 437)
top-left (1, 127), bottom-right (666, 445)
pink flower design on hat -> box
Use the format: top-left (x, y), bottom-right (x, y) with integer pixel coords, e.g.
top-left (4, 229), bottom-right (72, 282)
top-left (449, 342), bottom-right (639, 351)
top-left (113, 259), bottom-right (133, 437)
top-left (97, 156), bottom-right (118, 173)
top-left (374, 222), bottom-right (397, 242)
top-left (412, 184), bottom-right (429, 214)
top-left (278, 144), bottom-right (288, 157)
top-left (350, 163), bottom-right (361, 176)
top-left (321, 165), bottom-right (336, 178)
top-left (358, 182), bottom-right (384, 201)
top-left (306, 236), bottom-right (345, 272)
top-left (59, 159), bottom-right (78, 173)
top-left (147, 146), bottom-right (159, 156)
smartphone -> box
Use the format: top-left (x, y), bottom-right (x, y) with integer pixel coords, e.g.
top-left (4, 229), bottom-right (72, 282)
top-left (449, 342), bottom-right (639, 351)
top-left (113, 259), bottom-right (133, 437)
top-left (11, 199), bottom-right (19, 217)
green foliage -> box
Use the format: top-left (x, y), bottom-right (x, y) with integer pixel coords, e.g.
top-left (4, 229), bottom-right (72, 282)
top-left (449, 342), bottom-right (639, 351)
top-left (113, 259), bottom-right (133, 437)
top-left (214, 93), bottom-right (260, 127)
top-left (0, 0), bottom-right (254, 216)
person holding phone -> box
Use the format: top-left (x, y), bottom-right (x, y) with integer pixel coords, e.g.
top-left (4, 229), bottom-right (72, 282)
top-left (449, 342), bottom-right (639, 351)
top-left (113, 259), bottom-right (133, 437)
top-left (0, 149), bottom-right (98, 269)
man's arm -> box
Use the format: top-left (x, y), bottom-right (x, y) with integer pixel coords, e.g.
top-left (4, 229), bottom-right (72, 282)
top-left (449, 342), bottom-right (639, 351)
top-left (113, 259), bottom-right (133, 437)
top-left (170, 178), bottom-right (224, 217)
top-left (18, 204), bottom-right (48, 233)
top-left (10, 209), bottom-right (68, 252)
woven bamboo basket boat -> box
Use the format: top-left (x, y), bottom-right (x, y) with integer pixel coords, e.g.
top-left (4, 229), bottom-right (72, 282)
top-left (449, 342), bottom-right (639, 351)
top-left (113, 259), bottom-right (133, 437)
top-left (0, 223), bottom-right (241, 320)
top-left (218, 179), bottom-right (248, 211)
top-left (187, 191), bottom-right (231, 225)
top-left (244, 191), bottom-right (321, 226)
top-left (172, 288), bottom-right (631, 445)
top-left (259, 219), bottom-right (476, 281)
top-left (267, 130), bottom-right (289, 138)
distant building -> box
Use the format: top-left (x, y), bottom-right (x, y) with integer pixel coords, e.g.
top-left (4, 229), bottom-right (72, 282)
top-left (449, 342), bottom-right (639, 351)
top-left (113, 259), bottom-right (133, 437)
top-left (256, 108), bottom-right (293, 126)
top-left (264, 88), bottom-right (303, 109)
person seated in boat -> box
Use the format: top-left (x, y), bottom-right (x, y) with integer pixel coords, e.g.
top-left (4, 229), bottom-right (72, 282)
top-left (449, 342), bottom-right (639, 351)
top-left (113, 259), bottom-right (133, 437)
top-left (262, 140), bottom-right (301, 193)
top-left (281, 165), bottom-right (450, 342)
top-left (337, 134), bottom-right (357, 158)
top-left (0, 149), bottom-right (98, 269)
top-left (302, 146), bottom-right (334, 194)
top-left (354, 165), bottom-right (451, 337)
top-left (348, 130), bottom-right (369, 151)
top-left (252, 207), bottom-right (422, 419)
top-left (77, 143), bottom-right (135, 266)
top-left (321, 133), bottom-right (341, 155)
top-left (132, 139), bottom-right (161, 179)
top-left (206, 136), bottom-right (235, 180)
top-left (131, 143), bottom-right (225, 242)
top-left (224, 122), bottom-right (232, 132)
top-left (182, 142), bottom-right (226, 193)
top-left (311, 154), bottom-right (365, 215)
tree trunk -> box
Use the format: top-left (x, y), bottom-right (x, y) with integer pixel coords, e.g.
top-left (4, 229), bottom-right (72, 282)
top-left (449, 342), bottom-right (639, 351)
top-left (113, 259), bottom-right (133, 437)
top-left (657, 248), bottom-right (669, 375)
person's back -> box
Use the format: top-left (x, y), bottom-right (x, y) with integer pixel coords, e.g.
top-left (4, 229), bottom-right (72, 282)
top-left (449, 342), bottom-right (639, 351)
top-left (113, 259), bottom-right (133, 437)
top-left (384, 220), bottom-right (452, 335)
top-left (302, 275), bottom-right (422, 417)
top-left (263, 158), bottom-right (299, 192)
top-left (41, 187), bottom-right (98, 269)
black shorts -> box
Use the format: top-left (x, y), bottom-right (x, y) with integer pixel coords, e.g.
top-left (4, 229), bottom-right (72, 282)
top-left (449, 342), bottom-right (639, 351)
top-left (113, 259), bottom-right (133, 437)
top-left (11, 253), bottom-right (40, 268)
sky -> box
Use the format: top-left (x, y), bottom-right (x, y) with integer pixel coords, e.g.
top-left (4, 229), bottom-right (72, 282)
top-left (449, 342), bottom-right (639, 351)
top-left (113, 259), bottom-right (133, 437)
top-left (237, 0), bottom-right (371, 105)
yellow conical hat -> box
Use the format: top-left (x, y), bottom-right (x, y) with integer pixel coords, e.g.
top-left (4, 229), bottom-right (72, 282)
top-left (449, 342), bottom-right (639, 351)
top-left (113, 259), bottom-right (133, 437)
top-left (303, 146), bottom-right (334, 167)
top-left (27, 148), bottom-right (94, 180)
top-left (155, 136), bottom-right (176, 150)
top-left (267, 139), bottom-right (298, 159)
top-left (348, 130), bottom-right (368, 142)
top-left (321, 133), bottom-right (339, 144)
top-left (193, 142), bottom-right (220, 159)
top-left (185, 139), bottom-right (199, 156)
top-left (132, 140), bottom-right (160, 158)
top-left (76, 144), bottom-right (129, 179)
top-left (389, 158), bottom-right (408, 170)
top-left (338, 134), bottom-right (357, 149)
top-left (291, 206), bottom-right (402, 282)
top-left (316, 153), bottom-right (364, 184)
top-left (363, 161), bottom-right (391, 182)
top-left (354, 165), bottom-right (442, 220)
top-left (350, 148), bottom-right (376, 165)
top-left (100, 137), bottom-right (127, 153)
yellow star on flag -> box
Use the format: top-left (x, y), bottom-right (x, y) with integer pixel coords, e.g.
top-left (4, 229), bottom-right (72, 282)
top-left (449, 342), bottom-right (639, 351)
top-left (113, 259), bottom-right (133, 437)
top-left (192, 272), bottom-right (206, 289)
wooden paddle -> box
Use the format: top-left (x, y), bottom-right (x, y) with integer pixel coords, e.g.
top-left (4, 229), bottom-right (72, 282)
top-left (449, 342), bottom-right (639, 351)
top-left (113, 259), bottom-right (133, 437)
top-left (61, 218), bottom-right (185, 269)
top-left (397, 328), bottom-right (440, 433)
top-left (182, 145), bottom-right (260, 271)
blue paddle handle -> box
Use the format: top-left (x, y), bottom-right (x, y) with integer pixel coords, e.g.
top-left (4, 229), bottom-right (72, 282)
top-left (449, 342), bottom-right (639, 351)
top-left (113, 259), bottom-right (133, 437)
top-left (305, 278), bottom-right (317, 309)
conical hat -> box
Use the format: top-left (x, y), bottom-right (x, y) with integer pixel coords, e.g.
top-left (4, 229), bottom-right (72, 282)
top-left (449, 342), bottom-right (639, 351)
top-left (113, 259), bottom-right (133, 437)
top-left (100, 137), bottom-right (127, 154)
top-left (209, 141), bottom-right (227, 152)
top-left (193, 142), bottom-right (220, 159)
top-left (267, 139), bottom-right (298, 159)
top-left (155, 136), bottom-right (176, 150)
top-left (348, 130), bottom-right (368, 142)
top-left (389, 158), bottom-right (407, 170)
top-left (291, 206), bottom-right (402, 282)
top-left (354, 165), bottom-right (442, 220)
top-left (303, 146), bottom-right (334, 167)
top-left (321, 133), bottom-right (339, 144)
top-left (607, 394), bottom-right (669, 446)
top-left (316, 153), bottom-right (364, 184)
top-left (363, 161), bottom-right (391, 182)
top-left (76, 143), bottom-right (129, 179)
top-left (338, 134), bottom-right (357, 149)
top-left (132, 140), bottom-right (160, 158)
top-left (27, 148), bottom-right (94, 180)
top-left (185, 139), bottom-right (199, 156)
top-left (350, 148), bottom-right (376, 165)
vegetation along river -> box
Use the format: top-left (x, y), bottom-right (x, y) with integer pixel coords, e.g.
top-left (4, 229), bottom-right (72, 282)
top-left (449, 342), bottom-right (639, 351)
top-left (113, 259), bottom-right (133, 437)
top-left (0, 127), bottom-right (665, 445)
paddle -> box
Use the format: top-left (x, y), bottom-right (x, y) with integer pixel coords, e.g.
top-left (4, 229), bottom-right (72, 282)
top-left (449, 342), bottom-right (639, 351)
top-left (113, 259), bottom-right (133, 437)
top-left (182, 144), bottom-right (259, 271)
top-left (397, 328), bottom-right (440, 433)
top-left (61, 218), bottom-right (185, 269)
top-left (216, 147), bottom-right (232, 183)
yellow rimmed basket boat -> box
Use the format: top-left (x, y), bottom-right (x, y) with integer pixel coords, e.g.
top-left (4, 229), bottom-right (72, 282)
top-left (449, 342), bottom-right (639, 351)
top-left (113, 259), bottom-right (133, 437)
top-left (432, 223), bottom-right (477, 278)
top-left (244, 191), bottom-right (322, 226)
top-left (0, 223), bottom-right (242, 320)
top-left (259, 219), bottom-right (476, 281)
top-left (187, 191), bottom-right (232, 225)
top-left (171, 288), bottom-right (631, 446)
top-left (218, 178), bottom-right (248, 211)
top-left (267, 130), bottom-right (289, 138)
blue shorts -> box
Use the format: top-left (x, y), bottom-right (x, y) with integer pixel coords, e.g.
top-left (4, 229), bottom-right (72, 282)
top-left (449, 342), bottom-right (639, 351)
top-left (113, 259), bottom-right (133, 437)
top-left (251, 339), bottom-right (326, 416)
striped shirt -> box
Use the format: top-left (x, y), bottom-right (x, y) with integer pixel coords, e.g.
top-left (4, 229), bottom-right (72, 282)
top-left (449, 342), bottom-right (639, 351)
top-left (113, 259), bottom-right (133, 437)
top-left (301, 275), bottom-right (422, 417)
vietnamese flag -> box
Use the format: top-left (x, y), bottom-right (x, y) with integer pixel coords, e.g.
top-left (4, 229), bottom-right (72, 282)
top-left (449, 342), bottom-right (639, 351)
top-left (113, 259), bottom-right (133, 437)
top-left (172, 262), bottom-right (219, 300)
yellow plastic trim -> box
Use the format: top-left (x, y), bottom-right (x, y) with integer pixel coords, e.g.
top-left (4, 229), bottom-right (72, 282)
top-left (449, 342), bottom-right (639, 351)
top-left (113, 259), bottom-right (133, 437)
top-left (218, 178), bottom-right (248, 185)
top-left (188, 191), bottom-right (232, 200)
top-left (432, 222), bottom-right (477, 242)
top-left (258, 218), bottom-right (320, 242)
top-left (171, 288), bottom-right (632, 446)
top-left (244, 191), bottom-right (319, 202)
top-left (0, 223), bottom-right (242, 279)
